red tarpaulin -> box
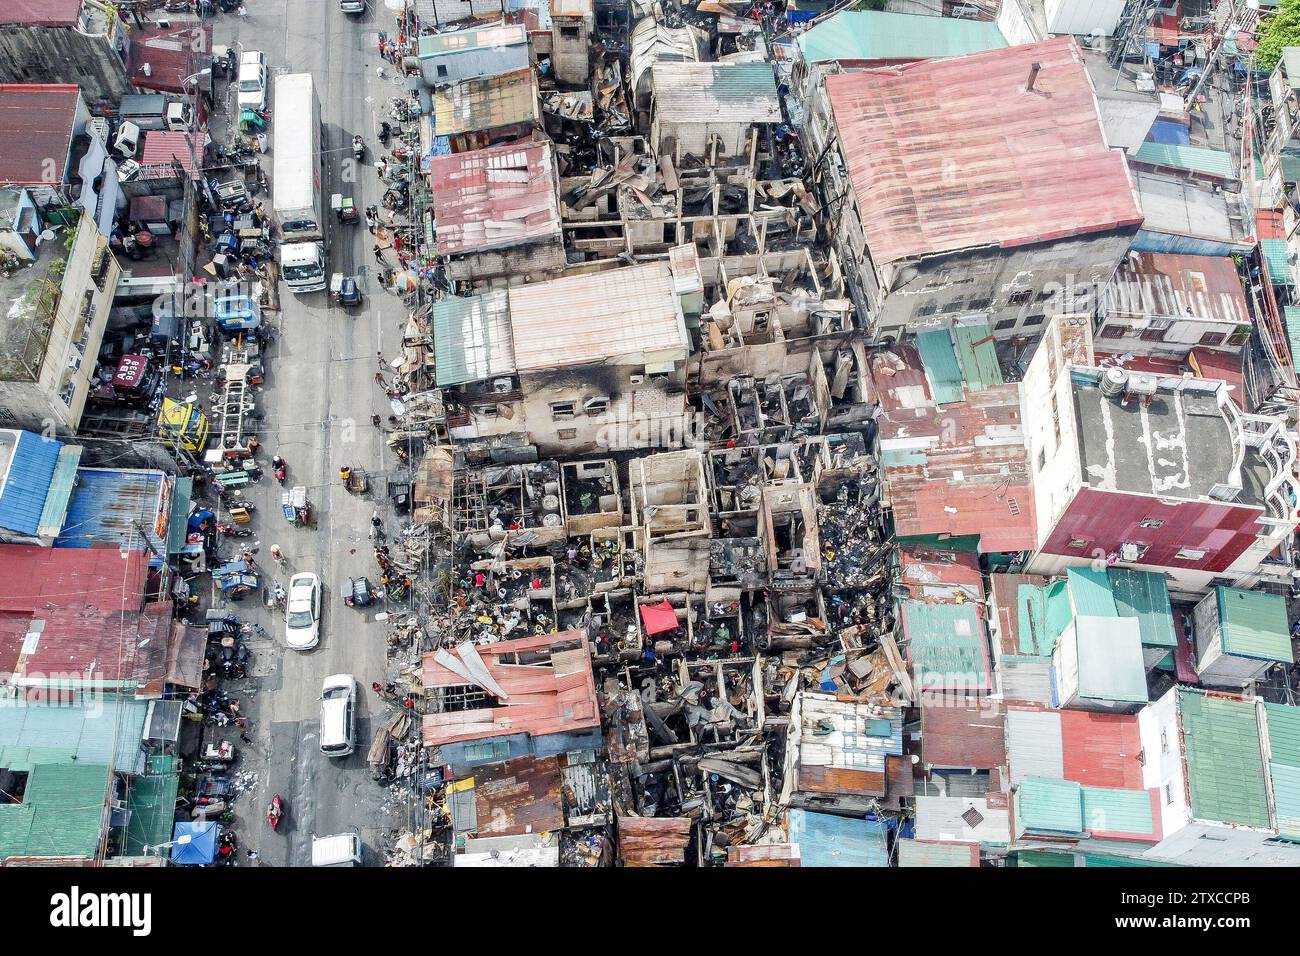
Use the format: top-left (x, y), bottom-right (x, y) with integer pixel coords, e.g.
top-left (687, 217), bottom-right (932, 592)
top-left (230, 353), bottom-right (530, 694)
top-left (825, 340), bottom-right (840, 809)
top-left (639, 601), bottom-right (680, 636)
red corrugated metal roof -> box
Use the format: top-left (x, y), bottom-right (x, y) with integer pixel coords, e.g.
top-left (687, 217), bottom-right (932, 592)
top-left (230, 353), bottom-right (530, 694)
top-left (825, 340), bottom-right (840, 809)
top-left (1105, 252), bottom-right (1249, 328)
top-left (422, 630), bottom-right (599, 746)
top-left (826, 36), bottom-right (1143, 266)
top-left (426, 138), bottom-right (560, 256)
top-left (1060, 710), bottom-right (1144, 789)
top-left (0, 0), bottom-right (82, 27)
top-left (0, 84), bottom-right (79, 184)
top-left (0, 546), bottom-right (149, 614)
top-left (921, 699), bottom-right (1006, 769)
top-left (139, 131), bottom-right (198, 178)
top-left (128, 25), bottom-right (210, 93)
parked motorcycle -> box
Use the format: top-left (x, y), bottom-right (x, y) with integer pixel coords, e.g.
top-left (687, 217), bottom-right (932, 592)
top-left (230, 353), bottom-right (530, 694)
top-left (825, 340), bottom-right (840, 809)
top-left (216, 522), bottom-right (252, 538)
top-left (267, 794), bottom-right (284, 832)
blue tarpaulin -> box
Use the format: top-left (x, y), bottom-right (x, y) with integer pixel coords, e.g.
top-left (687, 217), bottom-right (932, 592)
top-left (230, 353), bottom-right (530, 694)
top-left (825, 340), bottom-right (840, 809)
top-left (1149, 119), bottom-right (1191, 146)
top-left (171, 820), bottom-right (218, 865)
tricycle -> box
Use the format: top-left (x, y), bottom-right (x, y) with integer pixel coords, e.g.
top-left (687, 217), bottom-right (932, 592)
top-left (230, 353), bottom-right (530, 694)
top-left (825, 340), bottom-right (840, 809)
top-left (202, 740), bottom-right (236, 763)
top-left (343, 465), bottom-right (369, 494)
top-left (281, 484), bottom-right (311, 526)
top-left (341, 576), bottom-right (374, 608)
top-left (214, 560), bottom-right (259, 600)
top-left (388, 478), bottom-right (411, 515)
top-left (331, 193), bottom-right (360, 225)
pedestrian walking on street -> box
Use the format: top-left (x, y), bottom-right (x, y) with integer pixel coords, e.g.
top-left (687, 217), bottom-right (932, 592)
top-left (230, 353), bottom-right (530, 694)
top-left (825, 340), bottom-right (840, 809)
top-left (237, 2), bottom-right (247, 16)
top-left (373, 244), bottom-right (386, 265)
top-left (245, 849), bottom-right (260, 865)
top-left (365, 207), bottom-right (377, 234)
top-left (240, 731), bottom-right (253, 744)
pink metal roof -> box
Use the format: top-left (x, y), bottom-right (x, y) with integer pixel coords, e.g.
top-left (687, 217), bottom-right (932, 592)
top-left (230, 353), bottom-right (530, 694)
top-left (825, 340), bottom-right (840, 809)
top-left (426, 138), bottom-right (560, 256)
top-left (140, 131), bottom-right (198, 178)
top-left (0, 0), bottom-right (82, 27)
top-left (825, 36), bottom-right (1143, 266)
top-left (422, 630), bottom-right (600, 747)
top-left (1060, 711), bottom-right (1144, 790)
top-left (0, 84), bottom-right (79, 185)
top-left (0, 546), bottom-right (149, 614)
top-left (127, 25), bottom-right (211, 94)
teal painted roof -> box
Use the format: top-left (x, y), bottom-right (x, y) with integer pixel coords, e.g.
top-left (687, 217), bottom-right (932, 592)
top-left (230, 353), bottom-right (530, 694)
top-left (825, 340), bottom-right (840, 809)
top-left (1285, 306), bottom-right (1300, 368)
top-left (0, 762), bottom-right (109, 861)
top-left (1132, 142), bottom-right (1234, 179)
top-left (1067, 567), bottom-right (1117, 617)
top-left (1179, 690), bottom-right (1271, 827)
top-left (1081, 786), bottom-right (1156, 837)
top-left (903, 599), bottom-right (991, 692)
top-left (0, 699), bottom-right (150, 772)
top-left (1271, 762), bottom-right (1300, 841)
top-left (166, 476), bottom-right (193, 555)
top-left (1013, 849), bottom-right (1075, 867)
top-left (432, 290), bottom-right (515, 387)
top-left (1265, 703), bottom-right (1300, 766)
top-left (1016, 579), bottom-right (1071, 655)
top-left (1108, 567), bottom-right (1176, 648)
top-left (915, 328), bottom-right (963, 404)
top-left (123, 769), bottom-right (181, 856)
top-left (419, 23), bottom-right (527, 58)
top-left (1280, 150), bottom-right (1300, 183)
top-left (896, 839), bottom-right (977, 867)
top-left (796, 10), bottom-right (1006, 64)
top-left (1216, 586), bottom-right (1292, 662)
top-left (952, 322), bottom-right (1003, 392)
top-left (1017, 777), bottom-right (1084, 835)
top-left (1262, 238), bottom-right (1295, 287)
top-left (36, 444), bottom-right (81, 539)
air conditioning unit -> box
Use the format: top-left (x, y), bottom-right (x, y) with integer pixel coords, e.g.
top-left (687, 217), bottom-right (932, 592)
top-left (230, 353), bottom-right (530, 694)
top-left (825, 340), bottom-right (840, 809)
top-left (490, 378), bottom-right (512, 394)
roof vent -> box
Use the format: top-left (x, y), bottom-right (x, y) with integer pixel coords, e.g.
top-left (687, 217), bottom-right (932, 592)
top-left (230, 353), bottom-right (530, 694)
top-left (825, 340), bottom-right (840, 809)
top-left (1100, 366), bottom-right (1128, 397)
top-left (1026, 62), bottom-right (1042, 93)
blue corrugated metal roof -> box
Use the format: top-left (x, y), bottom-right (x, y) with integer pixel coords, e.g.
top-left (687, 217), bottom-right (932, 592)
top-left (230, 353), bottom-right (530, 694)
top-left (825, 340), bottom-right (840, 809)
top-left (54, 468), bottom-right (168, 554)
top-left (0, 431), bottom-right (64, 536)
top-left (788, 809), bottom-right (889, 867)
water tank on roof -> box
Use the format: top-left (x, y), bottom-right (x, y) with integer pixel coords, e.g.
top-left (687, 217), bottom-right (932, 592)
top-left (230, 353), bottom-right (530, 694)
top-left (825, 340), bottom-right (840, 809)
top-left (1100, 366), bottom-right (1128, 397)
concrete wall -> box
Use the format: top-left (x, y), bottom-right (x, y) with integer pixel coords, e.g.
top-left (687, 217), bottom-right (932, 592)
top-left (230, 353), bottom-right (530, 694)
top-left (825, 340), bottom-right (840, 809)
top-left (447, 236), bottom-right (567, 286)
top-left (550, 14), bottom-right (591, 87)
top-left (1022, 317), bottom-right (1088, 550)
top-left (1138, 686), bottom-right (1189, 842)
top-left (0, 26), bottom-right (132, 113)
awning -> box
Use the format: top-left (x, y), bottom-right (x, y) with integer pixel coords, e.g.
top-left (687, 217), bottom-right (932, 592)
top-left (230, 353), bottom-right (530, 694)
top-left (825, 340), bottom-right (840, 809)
top-left (165, 622), bottom-right (205, 690)
top-left (171, 820), bottom-right (218, 865)
top-left (640, 600), bottom-right (681, 636)
top-left (166, 477), bottom-right (193, 555)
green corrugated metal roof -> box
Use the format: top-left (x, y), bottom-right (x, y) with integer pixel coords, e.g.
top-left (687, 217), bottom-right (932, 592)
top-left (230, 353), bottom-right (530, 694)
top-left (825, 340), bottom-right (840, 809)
top-left (1017, 777), bottom-right (1084, 834)
top-left (419, 23), bottom-right (527, 57)
top-left (1108, 567), bottom-right (1176, 648)
top-left (0, 699), bottom-right (149, 771)
top-left (1265, 703), bottom-right (1300, 766)
top-left (166, 476), bottom-right (193, 555)
top-left (36, 445), bottom-right (81, 539)
top-left (1281, 151), bottom-right (1300, 183)
top-left (915, 328), bottom-right (963, 405)
top-left (123, 771), bottom-right (181, 856)
top-left (1081, 786), bottom-right (1156, 836)
top-left (1216, 586), bottom-right (1292, 662)
top-left (1067, 567), bottom-right (1118, 617)
top-left (1132, 142), bottom-right (1234, 179)
top-left (1013, 849), bottom-right (1075, 867)
top-left (1179, 690), bottom-right (1271, 827)
top-left (1016, 580), bottom-right (1071, 655)
top-left (903, 599), bottom-right (991, 692)
top-left (0, 762), bottom-right (109, 861)
top-left (1285, 306), bottom-right (1300, 367)
top-left (1270, 762), bottom-right (1300, 841)
top-left (896, 839), bottom-right (976, 867)
top-left (951, 322), bottom-right (1003, 392)
top-left (432, 290), bottom-right (515, 387)
top-left (796, 10), bottom-right (1006, 64)
top-left (1262, 238), bottom-right (1296, 287)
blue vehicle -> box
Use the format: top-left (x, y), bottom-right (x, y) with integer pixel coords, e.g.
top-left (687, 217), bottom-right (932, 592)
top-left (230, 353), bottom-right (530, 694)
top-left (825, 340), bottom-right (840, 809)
top-left (213, 293), bottom-right (262, 335)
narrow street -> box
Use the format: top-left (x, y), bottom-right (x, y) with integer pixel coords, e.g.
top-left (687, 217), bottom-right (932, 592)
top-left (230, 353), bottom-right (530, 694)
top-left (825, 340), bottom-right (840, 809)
top-left (212, 1), bottom-right (409, 866)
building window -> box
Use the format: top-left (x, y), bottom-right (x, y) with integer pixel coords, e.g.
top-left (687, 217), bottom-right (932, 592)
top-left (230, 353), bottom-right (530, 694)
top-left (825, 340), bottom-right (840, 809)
top-left (917, 302), bottom-right (939, 317)
top-left (1098, 324), bottom-right (1127, 339)
top-left (474, 405), bottom-right (499, 418)
top-left (967, 297), bottom-right (993, 311)
top-left (1068, 537), bottom-right (1089, 550)
top-left (1140, 327), bottom-right (1167, 342)
top-left (550, 401), bottom-right (576, 420)
top-left (1036, 288), bottom-right (1056, 302)
top-left (1199, 331), bottom-right (1228, 346)
top-left (557, 427), bottom-right (578, 440)
top-left (1023, 314), bottom-right (1046, 326)
top-left (1160, 729), bottom-right (1169, 753)
top-left (1007, 289), bottom-right (1033, 306)
top-left (1175, 547), bottom-right (1207, 561)
top-left (1139, 518), bottom-right (1163, 529)
top-left (995, 319), bottom-right (1017, 331)
top-left (560, 25), bottom-right (580, 39)
top-left (1036, 448), bottom-right (1046, 472)
top-left (1164, 783), bottom-right (1174, 805)
top-left (583, 396), bottom-right (610, 416)
top-left (436, 64), bottom-right (448, 78)
top-left (464, 739), bottom-right (511, 762)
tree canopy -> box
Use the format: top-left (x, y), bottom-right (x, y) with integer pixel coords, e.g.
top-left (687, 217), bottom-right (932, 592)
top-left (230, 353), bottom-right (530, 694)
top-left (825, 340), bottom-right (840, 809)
top-left (1257, 0), bottom-right (1300, 74)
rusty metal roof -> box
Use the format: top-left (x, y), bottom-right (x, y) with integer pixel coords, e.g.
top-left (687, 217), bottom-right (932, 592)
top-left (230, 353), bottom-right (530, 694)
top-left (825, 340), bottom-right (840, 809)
top-left (127, 25), bottom-right (210, 94)
top-left (507, 261), bottom-right (689, 370)
top-left (422, 631), bottom-right (600, 747)
top-left (427, 138), bottom-right (560, 256)
top-left (1104, 252), bottom-right (1249, 327)
top-left (872, 345), bottom-right (1036, 553)
top-left (433, 69), bottom-right (539, 137)
top-left (0, 84), bottom-right (78, 185)
top-left (825, 36), bottom-right (1143, 266)
top-left (0, 546), bottom-right (149, 614)
top-left (471, 755), bottom-right (565, 837)
top-left (139, 131), bottom-right (199, 179)
top-left (650, 62), bottom-right (781, 125)
top-left (1060, 710), bottom-right (1144, 790)
top-left (619, 815), bottom-right (693, 865)
top-left (0, 0), bottom-right (83, 27)
top-left (920, 698), bottom-right (1006, 769)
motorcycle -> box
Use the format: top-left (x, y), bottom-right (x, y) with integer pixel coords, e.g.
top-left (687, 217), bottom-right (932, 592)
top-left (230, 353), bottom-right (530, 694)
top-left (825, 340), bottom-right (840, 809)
top-left (378, 121), bottom-right (392, 146)
top-left (272, 456), bottom-right (286, 484)
top-left (216, 522), bottom-right (252, 538)
top-left (352, 134), bottom-right (365, 163)
top-left (267, 794), bottom-right (284, 831)
top-left (273, 583), bottom-right (286, 609)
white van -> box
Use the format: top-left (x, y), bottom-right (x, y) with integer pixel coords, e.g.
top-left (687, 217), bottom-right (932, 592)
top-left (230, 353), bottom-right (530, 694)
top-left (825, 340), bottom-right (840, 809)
top-left (237, 50), bottom-right (268, 110)
top-left (319, 673), bottom-right (356, 757)
top-left (312, 832), bottom-right (362, 866)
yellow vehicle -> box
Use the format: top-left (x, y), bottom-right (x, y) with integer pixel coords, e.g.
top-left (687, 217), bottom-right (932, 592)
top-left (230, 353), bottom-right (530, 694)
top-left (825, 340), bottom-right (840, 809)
top-left (158, 398), bottom-right (211, 453)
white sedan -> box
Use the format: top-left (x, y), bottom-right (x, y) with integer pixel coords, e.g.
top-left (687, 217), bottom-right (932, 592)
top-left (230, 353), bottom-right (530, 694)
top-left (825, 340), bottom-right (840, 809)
top-left (285, 571), bottom-right (321, 650)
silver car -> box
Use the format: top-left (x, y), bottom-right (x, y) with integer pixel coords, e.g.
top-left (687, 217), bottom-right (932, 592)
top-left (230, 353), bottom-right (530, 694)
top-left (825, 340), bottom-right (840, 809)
top-left (285, 571), bottom-right (321, 650)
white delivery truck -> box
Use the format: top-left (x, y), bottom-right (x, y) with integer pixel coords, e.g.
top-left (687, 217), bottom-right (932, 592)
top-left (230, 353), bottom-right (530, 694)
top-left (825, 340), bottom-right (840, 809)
top-left (311, 833), bottom-right (363, 867)
top-left (273, 72), bottom-right (326, 293)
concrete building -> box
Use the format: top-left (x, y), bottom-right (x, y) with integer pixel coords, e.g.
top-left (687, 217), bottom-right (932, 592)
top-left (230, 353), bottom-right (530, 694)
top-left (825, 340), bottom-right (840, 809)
top-left (804, 37), bottom-right (1143, 342)
top-left (0, 0), bottom-right (132, 112)
top-left (649, 62), bottom-right (781, 167)
top-left (550, 0), bottom-right (593, 87)
top-left (1191, 586), bottom-right (1293, 690)
top-left (0, 210), bottom-right (122, 436)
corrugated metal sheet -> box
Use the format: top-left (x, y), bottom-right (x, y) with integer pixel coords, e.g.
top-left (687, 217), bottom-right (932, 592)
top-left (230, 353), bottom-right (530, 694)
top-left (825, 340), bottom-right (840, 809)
top-left (902, 600), bottom-right (992, 693)
top-left (796, 10), bottom-right (1006, 64)
top-left (1073, 616), bottom-right (1148, 704)
top-left (913, 795), bottom-right (1010, 845)
top-left (793, 693), bottom-right (902, 798)
top-left (139, 131), bottom-right (198, 178)
top-left (0, 431), bottom-right (63, 536)
top-left (427, 139), bottom-right (560, 256)
top-left (897, 838), bottom-right (980, 867)
top-left (0, 0), bottom-right (83, 27)
top-left (433, 290), bottom-right (516, 386)
top-left (999, 655), bottom-right (1054, 705)
top-left (1179, 689), bottom-right (1270, 827)
top-left (1216, 587), bottom-right (1291, 662)
top-left (1108, 567), bottom-right (1176, 648)
top-left (1285, 306), bottom-right (1300, 368)
top-left (37, 445), bottom-right (81, 540)
top-left (123, 770), bottom-right (181, 855)
top-left (951, 322), bottom-right (1003, 392)
top-left (915, 328), bottom-right (963, 405)
top-left (1261, 238), bottom-right (1295, 287)
top-left (650, 62), bottom-right (780, 125)
top-left (1066, 567), bottom-right (1117, 617)
top-left (0, 84), bottom-right (79, 185)
top-left (619, 815), bottom-right (693, 865)
top-left (0, 699), bottom-right (149, 771)
top-left (472, 755), bottom-right (565, 837)
top-left (54, 468), bottom-right (168, 554)
top-left (433, 69), bottom-right (539, 137)
top-left (419, 23), bottom-right (528, 57)
top-left (1017, 580), bottom-right (1070, 655)
top-left (1060, 711), bottom-right (1144, 789)
top-left (1081, 785), bottom-right (1157, 839)
top-left (506, 261), bottom-right (688, 371)
top-left (920, 699), bottom-right (1005, 769)
top-left (1017, 777), bottom-right (1084, 834)
top-left (825, 37), bottom-right (1142, 266)
top-left (1132, 142), bottom-right (1234, 179)
top-left (787, 809), bottom-right (888, 867)
top-left (1006, 708), bottom-right (1063, 785)
top-left (1265, 703), bottom-right (1300, 766)
top-left (0, 545), bottom-right (149, 614)
top-left (1104, 252), bottom-right (1249, 329)
top-left (0, 762), bottom-right (108, 861)
top-left (1270, 763), bottom-right (1300, 842)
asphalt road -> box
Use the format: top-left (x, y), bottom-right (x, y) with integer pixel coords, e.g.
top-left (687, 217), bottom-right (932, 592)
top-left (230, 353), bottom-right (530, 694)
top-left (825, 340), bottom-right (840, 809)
top-left (211, 0), bottom-right (410, 866)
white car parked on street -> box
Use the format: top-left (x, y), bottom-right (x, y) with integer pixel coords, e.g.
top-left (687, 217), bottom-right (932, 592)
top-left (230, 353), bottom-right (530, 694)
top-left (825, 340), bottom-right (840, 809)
top-left (237, 50), bottom-right (268, 110)
top-left (285, 571), bottom-right (321, 650)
